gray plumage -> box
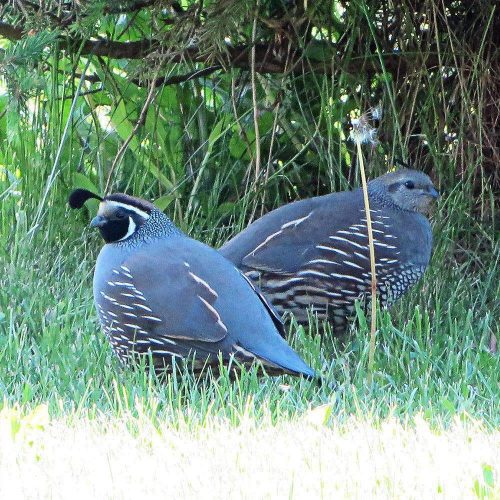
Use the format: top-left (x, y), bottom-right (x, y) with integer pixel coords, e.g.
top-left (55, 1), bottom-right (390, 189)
top-left (69, 190), bottom-right (315, 378)
top-left (220, 169), bottom-right (438, 332)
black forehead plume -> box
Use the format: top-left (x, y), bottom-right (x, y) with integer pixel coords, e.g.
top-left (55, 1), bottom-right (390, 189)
top-left (104, 193), bottom-right (156, 213)
top-left (68, 189), bottom-right (103, 209)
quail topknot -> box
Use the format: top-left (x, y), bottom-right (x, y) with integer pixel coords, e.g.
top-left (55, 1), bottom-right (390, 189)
top-left (220, 168), bottom-right (439, 333)
top-left (68, 189), bottom-right (315, 378)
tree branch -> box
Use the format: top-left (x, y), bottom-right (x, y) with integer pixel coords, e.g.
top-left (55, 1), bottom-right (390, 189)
top-left (0, 19), bottom-right (443, 80)
top-left (79, 38), bottom-right (157, 59)
top-left (104, 0), bottom-right (168, 15)
top-left (132, 64), bottom-right (222, 87)
top-left (0, 22), bottom-right (23, 41)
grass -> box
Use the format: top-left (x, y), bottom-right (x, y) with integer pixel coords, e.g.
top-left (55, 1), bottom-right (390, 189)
top-left (1, 407), bottom-right (498, 498)
top-left (0, 159), bottom-right (498, 497)
top-left (0, 3), bottom-right (498, 493)
top-left (0, 210), bottom-right (497, 421)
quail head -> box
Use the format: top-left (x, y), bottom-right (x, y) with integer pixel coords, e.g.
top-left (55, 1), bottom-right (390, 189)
top-left (220, 168), bottom-right (439, 333)
top-left (68, 189), bottom-right (315, 378)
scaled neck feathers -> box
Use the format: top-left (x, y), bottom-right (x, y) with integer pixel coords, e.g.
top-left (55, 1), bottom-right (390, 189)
top-left (367, 181), bottom-right (401, 211)
top-left (115, 208), bottom-right (182, 247)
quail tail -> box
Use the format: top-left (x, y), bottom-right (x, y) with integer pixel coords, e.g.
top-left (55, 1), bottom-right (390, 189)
top-left (250, 333), bottom-right (317, 379)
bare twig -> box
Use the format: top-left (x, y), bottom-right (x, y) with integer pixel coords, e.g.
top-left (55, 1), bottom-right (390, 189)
top-left (61, 86), bottom-right (104, 99)
top-left (133, 65), bottom-right (221, 87)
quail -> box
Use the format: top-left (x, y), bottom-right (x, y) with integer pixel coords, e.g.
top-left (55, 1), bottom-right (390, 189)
top-left (220, 168), bottom-right (439, 333)
top-left (68, 189), bottom-right (315, 378)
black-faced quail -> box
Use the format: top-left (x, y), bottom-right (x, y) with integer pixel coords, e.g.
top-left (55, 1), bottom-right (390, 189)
top-left (220, 168), bottom-right (439, 333)
top-left (69, 189), bottom-right (315, 378)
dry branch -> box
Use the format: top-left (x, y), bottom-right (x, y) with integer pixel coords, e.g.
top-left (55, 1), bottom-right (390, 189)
top-left (0, 18), bottom-right (443, 81)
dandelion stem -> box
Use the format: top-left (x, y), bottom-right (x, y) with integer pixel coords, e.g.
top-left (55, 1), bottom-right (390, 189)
top-left (355, 141), bottom-right (378, 386)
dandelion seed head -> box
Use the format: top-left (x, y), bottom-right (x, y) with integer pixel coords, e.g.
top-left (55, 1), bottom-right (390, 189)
top-left (349, 111), bottom-right (378, 146)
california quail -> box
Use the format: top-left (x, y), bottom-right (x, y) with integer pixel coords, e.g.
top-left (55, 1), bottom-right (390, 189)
top-left (220, 168), bottom-right (439, 333)
top-left (68, 189), bottom-right (315, 378)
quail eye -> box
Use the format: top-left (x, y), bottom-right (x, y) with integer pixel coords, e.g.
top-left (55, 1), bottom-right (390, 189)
top-left (116, 212), bottom-right (127, 219)
top-left (404, 180), bottom-right (415, 189)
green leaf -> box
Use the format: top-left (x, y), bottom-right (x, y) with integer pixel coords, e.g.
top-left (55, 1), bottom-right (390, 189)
top-left (229, 133), bottom-right (249, 160)
top-left (215, 202), bottom-right (236, 217)
top-left (207, 117), bottom-right (227, 152)
top-left (153, 194), bottom-right (176, 212)
top-left (110, 100), bottom-right (173, 190)
top-left (258, 111), bottom-right (275, 134)
top-left (303, 41), bottom-right (335, 62)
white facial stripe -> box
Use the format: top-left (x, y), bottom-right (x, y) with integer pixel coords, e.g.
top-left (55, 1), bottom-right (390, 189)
top-left (118, 217), bottom-right (136, 241)
top-left (102, 200), bottom-right (150, 220)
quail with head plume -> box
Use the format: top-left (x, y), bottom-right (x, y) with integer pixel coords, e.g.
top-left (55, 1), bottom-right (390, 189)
top-left (68, 189), bottom-right (315, 378)
top-left (220, 168), bottom-right (439, 333)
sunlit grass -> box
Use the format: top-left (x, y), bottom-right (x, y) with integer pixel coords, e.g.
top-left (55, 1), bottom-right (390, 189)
top-left (0, 404), bottom-right (498, 498)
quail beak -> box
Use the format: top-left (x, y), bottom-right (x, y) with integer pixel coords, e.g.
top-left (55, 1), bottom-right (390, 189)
top-left (423, 187), bottom-right (440, 216)
top-left (429, 187), bottom-right (440, 200)
top-left (90, 215), bottom-right (107, 228)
